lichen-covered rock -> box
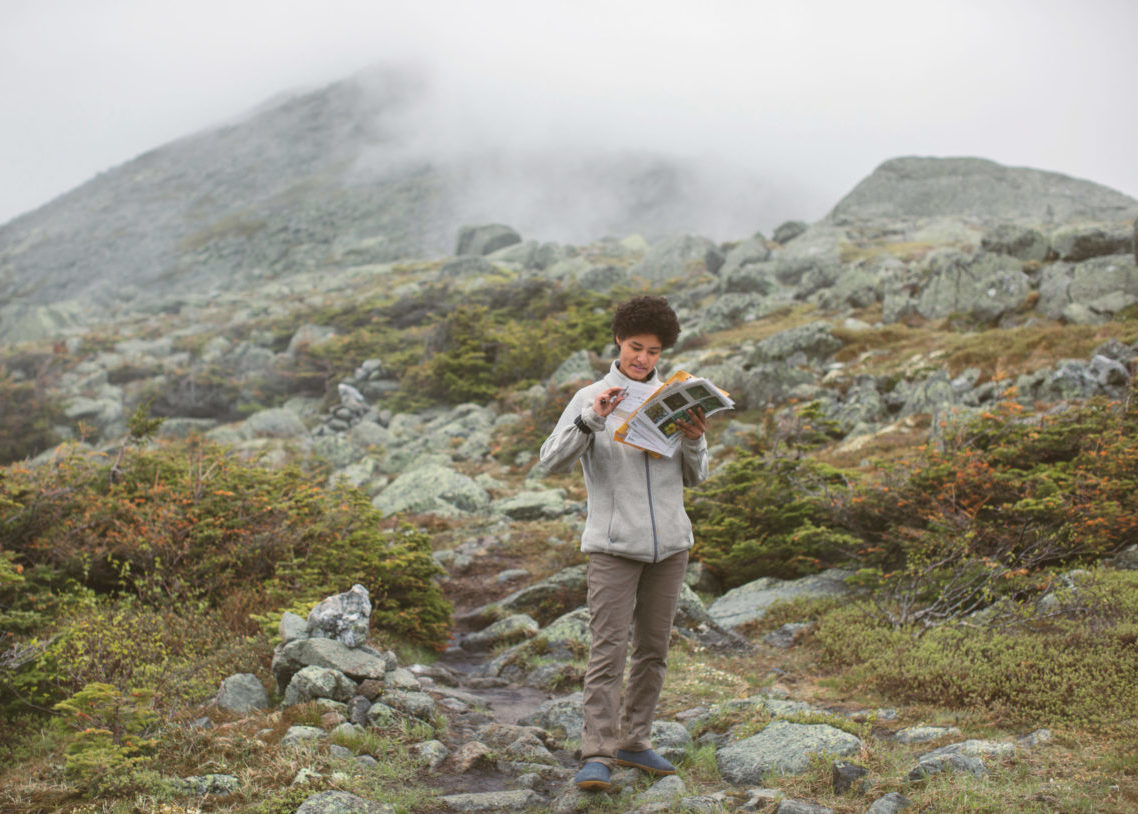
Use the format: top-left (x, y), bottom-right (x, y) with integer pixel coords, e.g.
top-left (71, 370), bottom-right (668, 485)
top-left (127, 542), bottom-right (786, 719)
top-left (914, 250), bottom-right (1030, 323)
top-left (491, 489), bottom-right (573, 520)
top-left (708, 569), bottom-right (852, 629)
top-left (1050, 222), bottom-right (1134, 261)
top-left (371, 462), bottom-right (490, 516)
top-left (272, 638), bottom-right (391, 691)
top-left (461, 614), bottom-right (540, 652)
top-left (463, 564), bottom-right (588, 627)
top-left (380, 690), bottom-right (436, 720)
top-left (281, 725), bottom-right (327, 747)
top-left (866, 793), bottom-right (913, 814)
top-left (716, 720), bottom-right (862, 782)
top-left (307, 584), bottom-right (371, 648)
top-left (437, 789), bottom-right (545, 812)
top-left (215, 673), bottom-right (269, 714)
top-left (295, 790), bottom-right (396, 813)
top-left (908, 752), bottom-right (989, 781)
top-left (282, 665), bottom-right (358, 706)
top-left (456, 223), bottom-right (522, 257)
top-left (518, 692), bottom-right (585, 740)
top-left (629, 235), bottom-right (722, 283)
top-left (980, 223), bottom-right (1049, 261)
top-left (893, 725), bottom-right (962, 744)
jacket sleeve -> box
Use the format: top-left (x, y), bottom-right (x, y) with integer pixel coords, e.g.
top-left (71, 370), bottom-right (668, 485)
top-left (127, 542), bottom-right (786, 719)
top-left (679, 435), bottom-right (709, 487)
top-left (539, 391), bottom-right (605, 473)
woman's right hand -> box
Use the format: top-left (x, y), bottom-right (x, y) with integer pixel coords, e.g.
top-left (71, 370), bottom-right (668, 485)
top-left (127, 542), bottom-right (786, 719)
top-left (593, 386), bottom-right (627, 417)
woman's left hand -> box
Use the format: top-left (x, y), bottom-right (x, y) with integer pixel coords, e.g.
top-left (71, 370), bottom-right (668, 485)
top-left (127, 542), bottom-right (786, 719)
top-left (676, 406), bottom-right (706, 440)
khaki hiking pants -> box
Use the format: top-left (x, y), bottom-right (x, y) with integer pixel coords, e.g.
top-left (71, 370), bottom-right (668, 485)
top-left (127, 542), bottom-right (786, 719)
top-left (580, 549), bottom-right (689, 768)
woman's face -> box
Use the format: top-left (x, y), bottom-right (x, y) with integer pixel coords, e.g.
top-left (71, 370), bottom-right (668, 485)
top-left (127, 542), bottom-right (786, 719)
top-left (616, 333), bottom-right (663, 381)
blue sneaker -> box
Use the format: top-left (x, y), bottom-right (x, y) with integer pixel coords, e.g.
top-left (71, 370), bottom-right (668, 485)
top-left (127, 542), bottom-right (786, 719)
top-left (573, 761), bottom-right (612, 791)
top-left (615, 748), bottom-right (676, 775)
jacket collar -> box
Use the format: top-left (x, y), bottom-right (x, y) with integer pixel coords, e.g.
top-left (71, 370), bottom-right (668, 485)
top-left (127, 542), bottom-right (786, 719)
top-left (608, 360), bottom-right (660, 387)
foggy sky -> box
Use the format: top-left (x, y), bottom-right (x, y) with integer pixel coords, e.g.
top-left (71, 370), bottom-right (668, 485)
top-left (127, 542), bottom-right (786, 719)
top-left (3, 0), bottom-right (1136, 230)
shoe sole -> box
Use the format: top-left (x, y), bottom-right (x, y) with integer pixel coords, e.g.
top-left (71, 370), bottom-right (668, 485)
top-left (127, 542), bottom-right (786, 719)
top-left (614, 758), bottom-right (676, 776)
top-left (576, 780), bottom-right (612, 791)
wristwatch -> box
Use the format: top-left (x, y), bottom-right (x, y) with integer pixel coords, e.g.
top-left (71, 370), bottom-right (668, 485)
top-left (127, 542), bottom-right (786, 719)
top-left (574, 415), bottom-right (593, 434)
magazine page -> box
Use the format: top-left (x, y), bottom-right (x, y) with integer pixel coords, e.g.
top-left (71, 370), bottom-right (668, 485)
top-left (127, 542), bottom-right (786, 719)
top-left (614, 371), bottom-right (734, 457)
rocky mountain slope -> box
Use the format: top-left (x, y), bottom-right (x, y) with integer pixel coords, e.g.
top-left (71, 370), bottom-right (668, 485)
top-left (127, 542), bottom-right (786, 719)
top-left (2, 69), bottom-right (1138, 812)
top-left (0, 68), bottom-right (783, 331)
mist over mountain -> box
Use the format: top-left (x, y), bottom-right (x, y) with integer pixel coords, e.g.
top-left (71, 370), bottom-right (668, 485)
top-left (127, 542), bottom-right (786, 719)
top-left (0, 68), bottom-right (806, 315)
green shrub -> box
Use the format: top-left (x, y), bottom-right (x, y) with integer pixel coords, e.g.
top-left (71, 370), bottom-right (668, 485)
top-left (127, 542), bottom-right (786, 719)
top-left (813, 569), bottom-right (1138, 728)
top-left (836, 392), bottom-right (1138, 625)
top-left (52, 682), bottom-right (160, 794)
top-left (0, 438), bottom-right (451, 648)
top-left (690, 453), bottom-right (861, 586)
top-left (0, 372), bottom-right (63, 464)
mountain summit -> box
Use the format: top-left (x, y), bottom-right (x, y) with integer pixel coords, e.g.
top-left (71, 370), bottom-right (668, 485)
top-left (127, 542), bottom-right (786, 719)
top-left (828, 156), bottom-right (1138, 224)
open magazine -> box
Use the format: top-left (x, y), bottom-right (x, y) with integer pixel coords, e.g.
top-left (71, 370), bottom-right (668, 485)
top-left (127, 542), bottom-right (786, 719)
top-left (607, 370), bottom-right (734, 457)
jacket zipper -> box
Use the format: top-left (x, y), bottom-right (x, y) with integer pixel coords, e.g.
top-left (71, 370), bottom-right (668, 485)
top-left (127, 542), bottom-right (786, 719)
top-left (644, 453), bottom-right (659, 562)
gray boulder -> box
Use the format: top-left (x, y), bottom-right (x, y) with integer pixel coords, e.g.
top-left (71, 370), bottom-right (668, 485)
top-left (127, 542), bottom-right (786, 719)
top-left (750, 321), bottom-right (842, 363)
top-left (371, 462), bottom-right (490, 516)
top-left (460, 614), bottom-right (540, 652)
top-left (897, 370), bottom-right (959, 419)
top-left (548, 350), bottom-right (595, 388)
top-left (282, 665), bottom-right (359, 706)
top-left (437, 790), bottom-right (545, 812)
top-left (243, 407), bottom-right (308, 439)
top-left (380, 690), bottom-right (436, 720)
top-left (814, 260), bottom-right (890, 310)
top-left (280, 725), bottom-right (326, 746)
top-left (733, 362), bottom-right (816, 410)
top-left (1039, 254), bottom-right (1138, 321)
top-left (518, 692), bottom-right (585, 740)
top-left (215, 673), bottom-right (270, 714)
top-left (462, 564), bottom-right (588, 626)
top-left (630, 235), bottom-right (722, 282)
top-left (980, 223), bottom-right (1049, 261)
top-left (651, 720), bottom-right (693, 764)
top-left (719, 237), bottom-right (773, 280)
top-left (693, 293), bottom-right (779, 334)
top-left (1068, 255), bottom-right (1138, 315)
top-left (720, 259), bottom-right (783, 295)
top-left (716, 720), bottom-right (862, 782)
top-left (1050, 222), bottom-right (1134, 261)
top-left (829, 377), bottom-right (888, 432)
top-left (894, 725), bottom-right (962, 743)
top-left (272, 638), bottom-right (392, 691)
top-left (908, 752), bottom-right (988, 781)
top-left (295, 790), bottom-right (395, 814)
top-left (777, 801), bottom-right (834, 814)
top-left (866, 793), bottom-right (913, 814)
top-left (634, 774), bottom-right (687, 806)
top-left (921, 739), bottom-right (1016, 759)
top-left (708, 569), bottom-right (853, 629)
top-left (491, 489), bottom-right (573, 520)
top-left (307, 584), bottom-right (371, 648)
top-left (456, 224), bottom-right (522, 256)
top-left (914, 250), bottom-right (1030, 323)
top-left (773, 221), bottom-right (808, 244)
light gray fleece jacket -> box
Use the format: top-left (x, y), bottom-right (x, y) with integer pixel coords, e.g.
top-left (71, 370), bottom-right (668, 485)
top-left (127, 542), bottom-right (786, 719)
top-left (539, 361), bottom-right (709, 563)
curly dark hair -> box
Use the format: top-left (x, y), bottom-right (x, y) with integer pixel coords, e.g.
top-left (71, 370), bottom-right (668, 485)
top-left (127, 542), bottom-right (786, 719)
top-left (610, 296), bottom-right (681, 348)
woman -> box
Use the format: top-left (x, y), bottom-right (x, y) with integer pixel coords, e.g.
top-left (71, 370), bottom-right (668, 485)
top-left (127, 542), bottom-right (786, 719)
top-left (540, 295), bottom-right (708, 791)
